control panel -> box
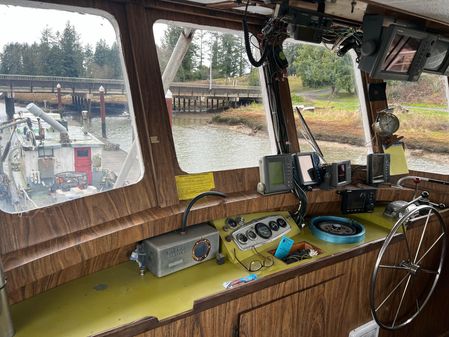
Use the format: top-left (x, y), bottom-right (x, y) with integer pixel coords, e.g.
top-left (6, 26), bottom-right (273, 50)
top-left (212, 211), bottom-right (301, 264)
top-left (231, 215), bottom-right (291, 251)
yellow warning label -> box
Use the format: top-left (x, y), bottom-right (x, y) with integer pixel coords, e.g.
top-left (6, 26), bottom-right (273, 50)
top-left (384, 143), bottom-right (409, 176)
top-left (175, 172), bottom-right (216, 200)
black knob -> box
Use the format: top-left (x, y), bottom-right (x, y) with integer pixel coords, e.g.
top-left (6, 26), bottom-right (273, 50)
top-left (269, 221), bottom-right (279, 231)
top-left (226, 218), bottom-right (238, 228)
top-left (277, 218), bottom-right (287, 228)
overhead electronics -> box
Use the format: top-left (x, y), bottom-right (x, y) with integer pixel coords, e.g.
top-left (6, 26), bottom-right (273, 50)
top-left (367, 153), bottom-right (390, 185)
top-left (359, 15), bottom-right (438, 81)
top-left (257, 154), bottom-right (293, 195)
top-left (423, 36), bottom-right (449, 75)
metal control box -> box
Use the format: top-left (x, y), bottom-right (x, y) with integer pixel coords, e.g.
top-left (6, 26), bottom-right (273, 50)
top-left (142, 223), bottom-right (219, 277)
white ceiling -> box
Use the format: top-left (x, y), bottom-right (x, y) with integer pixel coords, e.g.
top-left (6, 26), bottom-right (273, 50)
top-left (370, 0), bottom-right (449, 24)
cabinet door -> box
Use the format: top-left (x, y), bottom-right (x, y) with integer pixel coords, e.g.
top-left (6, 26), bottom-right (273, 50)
top-left (239, 277), bottom-right (341, 337)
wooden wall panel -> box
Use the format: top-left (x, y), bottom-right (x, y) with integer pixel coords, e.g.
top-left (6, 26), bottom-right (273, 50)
top-left (130, 220), bottom-right (449, 337)
top-left (7, 244), bottom-right (135, 305)
top-left (4, 192), bottom-right (298, 300)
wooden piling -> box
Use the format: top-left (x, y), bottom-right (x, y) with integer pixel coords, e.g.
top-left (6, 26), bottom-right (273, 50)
top-left (57, 83), bottom-right (63, 111)
top-left (99, 86), bottom-right (107, 138)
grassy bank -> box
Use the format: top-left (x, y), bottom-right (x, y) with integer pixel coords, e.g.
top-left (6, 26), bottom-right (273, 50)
top-left (210, 91), bottom-right (449, 154)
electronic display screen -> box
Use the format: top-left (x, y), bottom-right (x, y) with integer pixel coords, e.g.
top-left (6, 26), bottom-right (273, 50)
top-left (268, 161), bottom-right (285, 186)
top-left (298, 154), bottom-right (315, 184)
top-left (425, 40), bottom-right (449, 71)
top-left (382, 34), bottom-right (420, 73)
top-left (337, 163), bottom-right (347, 183)
top-left (372, 156), bottom-right (385, 181)
top-left (347, 192), bottom-right (365, 209)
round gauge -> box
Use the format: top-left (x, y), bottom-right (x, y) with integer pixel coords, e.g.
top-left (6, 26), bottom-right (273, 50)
top-left (374, 111), bottom-right (400, 137)
top-left (276, 218), bottom-right (287, 228)
top-left (192, 239), bottom-right (211, 261)
top-left (237, 233), bottom-right (248, 244)
top-left (247, 230), bottom-right (257, 240)
top-left (269, 221), bottom-right (279, 231)
top-left (255, 222), bottom-right (272, 239)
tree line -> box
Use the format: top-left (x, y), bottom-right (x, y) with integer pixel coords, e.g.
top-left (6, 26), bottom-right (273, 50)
top-left (157, 26), bottom-right (255, 83)
top-left (0, 21), bottom-right (122, 79)
top-left (157, 25), bottom-right (355, 93)
top-left (284, 43), bottom-right (354, 94)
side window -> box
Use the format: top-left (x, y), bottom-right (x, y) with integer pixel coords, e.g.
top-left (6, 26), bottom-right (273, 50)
top-left (386, 74), bottom-right (449, 174)
top-left (0, 4), bottom-right (143, 213)
top-left (154, 22), bottom-right (274, 173)
top-left (284, 41), bottom-right (369, 164)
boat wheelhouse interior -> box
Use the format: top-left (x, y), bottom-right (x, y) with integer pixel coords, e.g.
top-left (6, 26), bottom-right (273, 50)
top-left (0, 0), bottom-right (449, 336)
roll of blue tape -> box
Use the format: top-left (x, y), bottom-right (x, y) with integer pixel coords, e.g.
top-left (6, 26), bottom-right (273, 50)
top-left (309, 216), bottom-right (365, 244)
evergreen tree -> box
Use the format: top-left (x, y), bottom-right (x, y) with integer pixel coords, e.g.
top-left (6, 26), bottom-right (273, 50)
top-left (218, 34), bottom-right (240, 78)
top-left (109, 42), bottom-right (122, 79)
top-left (0, 43), bottom-right (24, 74)
top-left (94, 39), bottom-right (109, 66)
top-left (38, 27), bottom-right (58, 75)
top-left (292, 44), bottom-right (354, 94)
top-left (83, 44), bottom-right (95, 77)
top-left (59, 22), bottom-right (84, 77)
top-left (21, 43), bottom-right (39, 75)
top-left (209, 32), bottom-right (220, 79)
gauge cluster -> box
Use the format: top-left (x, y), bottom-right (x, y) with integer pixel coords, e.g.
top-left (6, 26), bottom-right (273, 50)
top-left (229, 215), bottom-right (291, 251)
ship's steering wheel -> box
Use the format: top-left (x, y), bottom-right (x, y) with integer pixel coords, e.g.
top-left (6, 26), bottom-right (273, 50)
top-left (370, 202), bottom-right (447, 330)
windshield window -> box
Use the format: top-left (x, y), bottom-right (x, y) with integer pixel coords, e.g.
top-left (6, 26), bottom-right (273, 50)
top-left (386, 74), bottom-right (449, 174)
top-left (283, 41), bottom-right (370, 165)
top-left (0, 4), bottom-right (143, 213)
top-left (154, 22), bottom-right (274, 173)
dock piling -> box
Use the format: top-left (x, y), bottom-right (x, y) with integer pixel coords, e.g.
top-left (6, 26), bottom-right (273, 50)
top-left (99, 86), bottom-right (107, 138)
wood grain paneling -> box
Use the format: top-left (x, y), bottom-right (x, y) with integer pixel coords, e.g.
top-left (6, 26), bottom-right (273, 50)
top-left (7, 244), bottom-right (135, 305)
top-left (128, 220), bottom-right (449, 337)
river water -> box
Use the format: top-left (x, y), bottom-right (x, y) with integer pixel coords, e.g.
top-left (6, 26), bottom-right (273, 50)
top-left (1, 101), bottom-right (448, 176)
top-left (172, 122), bottom-right (449, 175)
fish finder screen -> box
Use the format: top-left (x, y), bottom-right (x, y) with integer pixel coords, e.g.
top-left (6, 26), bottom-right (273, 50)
top-left (347, 192), bottom-right (365, 209)
top-left (298, 154), bottom-right (314, 184)
top-left (269, 161), bottom-right (284, 186)
top-left (372, 156), bottom-right (384, 180)
top-left (337, 163), bottom-right (347, 183)
top-left (382, 34), bottom-right (420, 73)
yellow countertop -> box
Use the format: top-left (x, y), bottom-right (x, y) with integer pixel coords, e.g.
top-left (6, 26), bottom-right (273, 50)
top-left (11, 209), bottom-right (395, 337)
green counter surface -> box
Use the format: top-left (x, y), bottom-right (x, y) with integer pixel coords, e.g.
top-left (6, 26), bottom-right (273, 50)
top-left (11, 210), bottom-right (394, 337)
